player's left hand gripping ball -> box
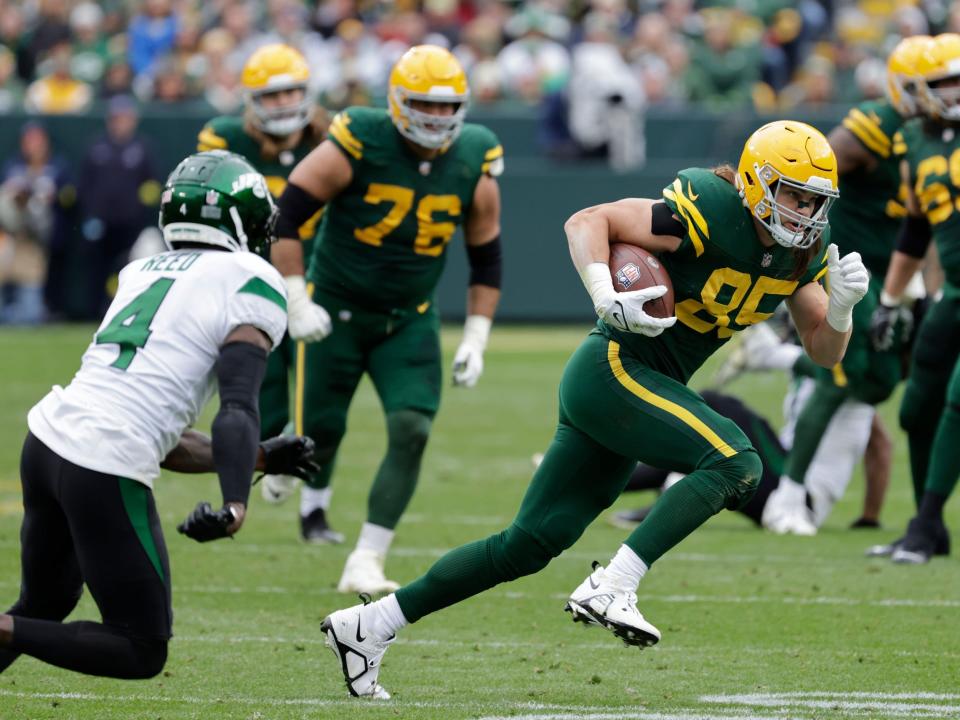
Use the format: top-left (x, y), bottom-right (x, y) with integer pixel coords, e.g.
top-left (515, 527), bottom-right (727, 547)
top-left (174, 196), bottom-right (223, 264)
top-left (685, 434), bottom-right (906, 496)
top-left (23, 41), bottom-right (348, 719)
top-left (177, 501), bottom-right (241, 542)
top-left (824, 244), bottom-right (869, 333)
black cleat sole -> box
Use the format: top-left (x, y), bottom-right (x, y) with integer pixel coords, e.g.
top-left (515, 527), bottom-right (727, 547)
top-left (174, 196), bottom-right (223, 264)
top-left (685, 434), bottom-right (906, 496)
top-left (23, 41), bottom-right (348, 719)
top-left (564, 601), bottom-right (659, 648)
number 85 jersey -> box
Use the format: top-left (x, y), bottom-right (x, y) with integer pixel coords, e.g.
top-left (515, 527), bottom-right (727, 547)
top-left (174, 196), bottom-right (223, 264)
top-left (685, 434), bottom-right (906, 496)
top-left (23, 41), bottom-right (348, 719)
top-left (602, 168), bottom-right (828, 384)
top-left (28, 250), bottom-right (288, 488)
top-left (308, 106), bottom-right (503, 312)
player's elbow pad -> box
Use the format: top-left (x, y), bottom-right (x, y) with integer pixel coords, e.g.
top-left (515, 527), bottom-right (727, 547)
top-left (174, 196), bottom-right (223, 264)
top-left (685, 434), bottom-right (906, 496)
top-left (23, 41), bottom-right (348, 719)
top-left (276, 182), bottom-right (324, 240)
top-left (897, 215), bottom-right (932, 259)
top-left (466, 235), bottom-right (502, 289)
top-left (212, 341), bottom-right (268, 505)
top-left (650, 201), bottom-right (685, 237)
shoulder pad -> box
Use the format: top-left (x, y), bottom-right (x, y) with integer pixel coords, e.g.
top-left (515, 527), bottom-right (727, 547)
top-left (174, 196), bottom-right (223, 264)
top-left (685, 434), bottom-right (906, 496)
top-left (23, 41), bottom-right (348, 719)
top-left (197, 116), bottom-right (241, 152)
top-left (458, 124), bottom-right (504, 177)
top-left (841, 102), bottom-right (898, 159)
top-left (662, 168), bottom-right (741, 257)
top-left (327, 107), bottom-right (387, 163)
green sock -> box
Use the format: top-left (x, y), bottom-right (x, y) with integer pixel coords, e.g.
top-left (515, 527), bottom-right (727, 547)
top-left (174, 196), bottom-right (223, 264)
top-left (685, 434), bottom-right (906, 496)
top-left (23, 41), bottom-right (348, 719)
top-left (625, 451), bottom-right (761, 565)
top-left (367, 410), bottom-right (432, 529)
top-left (782, 382), bottom-right (847, 485)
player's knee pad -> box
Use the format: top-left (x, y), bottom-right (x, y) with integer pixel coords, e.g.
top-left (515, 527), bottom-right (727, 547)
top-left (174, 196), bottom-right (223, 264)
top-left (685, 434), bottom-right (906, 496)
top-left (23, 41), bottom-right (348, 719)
top-left (128, 638), bottom-right (168, 679)
top-left (386, 410), bottom-right (432, 459)
top-left (490, 524), bottom-right (555, 580)
top-left (707, 450), bottom-right (762, 510)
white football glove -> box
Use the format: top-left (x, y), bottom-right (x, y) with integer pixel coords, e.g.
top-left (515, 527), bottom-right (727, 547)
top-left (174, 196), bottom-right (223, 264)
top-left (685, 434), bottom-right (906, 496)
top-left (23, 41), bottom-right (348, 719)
top-left (761, 477), bottom-right (817, 536)
top-left (825, 244), bottom-right (869, 333)
top-left (581, 262), bottom-right (676, 337)
top-left (452, 315), bottom-right (491, 388)
top-left (285, 276), bottom-right (331, 343)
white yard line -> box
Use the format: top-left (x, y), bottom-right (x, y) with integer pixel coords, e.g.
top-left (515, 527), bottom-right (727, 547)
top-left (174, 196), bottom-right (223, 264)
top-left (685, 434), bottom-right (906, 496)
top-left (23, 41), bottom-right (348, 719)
top-left (701, 693), bottom-right (960, 718)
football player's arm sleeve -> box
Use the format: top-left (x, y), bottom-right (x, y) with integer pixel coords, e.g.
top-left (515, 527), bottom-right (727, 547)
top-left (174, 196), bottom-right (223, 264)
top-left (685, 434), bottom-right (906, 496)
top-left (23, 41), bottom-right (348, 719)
top-left (212, 338), bottom-right (269, 506)
top-left (276, 181), bottom-right (325, 240)
top-left (896, 214), bottom-right (932, 259)
top-left (466, 236), bottom-right (502, 289)
top-left (650, 201), bottom-right (685, 238)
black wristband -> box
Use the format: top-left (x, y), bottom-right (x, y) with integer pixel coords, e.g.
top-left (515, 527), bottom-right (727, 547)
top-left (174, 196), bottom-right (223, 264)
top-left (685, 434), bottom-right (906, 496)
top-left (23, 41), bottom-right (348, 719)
top-left (466, 235), bottom-right (502, 289)
top-left (651, 201), bottom-right (685, 237)
top-left (213, 341), bottom-right (268, 505)
top-left (897, 214), bottom-right (932, 259)
top-left (276, 182), bottom-right (324, 240)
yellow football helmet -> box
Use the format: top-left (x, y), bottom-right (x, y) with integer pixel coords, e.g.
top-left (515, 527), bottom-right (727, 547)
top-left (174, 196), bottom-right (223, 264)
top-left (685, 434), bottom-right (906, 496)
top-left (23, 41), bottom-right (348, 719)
top-left (241, 43), bottom-right (313, 136)
top-left (737, 121), bottom-right (839, 249)
top-left (886, 35), bottom-right (934, 116)
top-left (916, 33), bottom-right (960, 122)
top-left (388, 45), bottom-right (470, 150)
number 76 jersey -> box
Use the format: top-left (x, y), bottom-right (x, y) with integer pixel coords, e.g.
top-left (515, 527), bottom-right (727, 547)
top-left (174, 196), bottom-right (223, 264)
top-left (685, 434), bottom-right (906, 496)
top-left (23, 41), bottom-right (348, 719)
top-left (308, 106), bottom-right (503, 312)
top-left (28, 250), bottom-right (288, 488)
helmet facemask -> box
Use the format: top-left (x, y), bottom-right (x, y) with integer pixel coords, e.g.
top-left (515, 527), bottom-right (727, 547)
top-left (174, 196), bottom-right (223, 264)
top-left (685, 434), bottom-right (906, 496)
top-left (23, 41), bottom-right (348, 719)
top-left (390, 87), bottom-right (469, 150)
top-left (246, 83), bottom-right (314, 136)
top-left (922, 75), bottom-right (960, 122)
top-left (749, 163), bottom-right (837, 250)
top-left (887, 72), bottom-right (921, 116)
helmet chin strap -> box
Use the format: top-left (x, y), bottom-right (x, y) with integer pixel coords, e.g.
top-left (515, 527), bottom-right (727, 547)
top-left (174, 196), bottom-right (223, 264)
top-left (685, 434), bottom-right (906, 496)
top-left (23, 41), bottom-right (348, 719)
top-left (229, 206), bottom-right (249, 251)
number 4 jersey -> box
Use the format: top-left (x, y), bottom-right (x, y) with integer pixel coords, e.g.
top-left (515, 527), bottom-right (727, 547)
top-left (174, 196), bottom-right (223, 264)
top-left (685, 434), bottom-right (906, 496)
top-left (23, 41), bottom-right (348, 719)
top-left (28, 250), bottom-right (288, 488)
top-left (308, 106), bottom-right (503, 312)
top-left (601, 167), bottom-right (828, 383)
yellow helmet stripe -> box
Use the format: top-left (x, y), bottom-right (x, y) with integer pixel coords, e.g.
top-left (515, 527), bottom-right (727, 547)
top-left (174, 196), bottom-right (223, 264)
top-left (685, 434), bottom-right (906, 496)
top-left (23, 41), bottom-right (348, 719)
top-left (484, 145), bottom-right (504, 160)
top-left (328, 115), bottom-right (363, 160)
top-left (664, 179), bottom-right (709, 257)
top-left (197, 128), bottom-right (227, 151)
top-left (843, 109), bottom-right (891, 157)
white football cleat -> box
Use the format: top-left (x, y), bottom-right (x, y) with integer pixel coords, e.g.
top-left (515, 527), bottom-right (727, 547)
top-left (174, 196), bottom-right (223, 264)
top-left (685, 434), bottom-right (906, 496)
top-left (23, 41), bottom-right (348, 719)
top-left (322, 599), bottom-right (395, 699)
top-left (337, 549), bottom-right (401, 595)
top-left (260, 473), bottom-right (299, 504)
top-left (565, 562), bottom-right (660, 648)
top-left (762, 477), bottom-right (818, 536)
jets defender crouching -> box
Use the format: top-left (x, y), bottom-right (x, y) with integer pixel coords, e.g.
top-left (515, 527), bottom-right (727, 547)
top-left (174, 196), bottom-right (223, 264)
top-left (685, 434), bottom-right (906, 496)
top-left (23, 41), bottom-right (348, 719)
top-left (0, 151), bottom-right (317, 679)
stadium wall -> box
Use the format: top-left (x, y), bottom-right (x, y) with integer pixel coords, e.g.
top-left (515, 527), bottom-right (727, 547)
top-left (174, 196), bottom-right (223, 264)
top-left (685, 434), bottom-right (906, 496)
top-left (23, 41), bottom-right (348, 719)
top-left (0, 107), bottom-right (846, 321)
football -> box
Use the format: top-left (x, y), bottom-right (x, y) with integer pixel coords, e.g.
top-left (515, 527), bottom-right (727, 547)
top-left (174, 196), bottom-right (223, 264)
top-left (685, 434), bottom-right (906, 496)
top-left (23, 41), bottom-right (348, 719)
top-left (609, 243), bottom-right (675, 318)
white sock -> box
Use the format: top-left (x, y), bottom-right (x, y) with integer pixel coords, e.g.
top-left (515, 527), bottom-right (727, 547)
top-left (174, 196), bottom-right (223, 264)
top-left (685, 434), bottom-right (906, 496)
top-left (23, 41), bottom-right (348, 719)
top-left (356, 522), bottom-right (394, 556)
top-left (300, 486), bottom-right (332, 516)
top-left (604, 544), bottom-right (648, 591)
top-left (366, 593), bottom-right (408, 638)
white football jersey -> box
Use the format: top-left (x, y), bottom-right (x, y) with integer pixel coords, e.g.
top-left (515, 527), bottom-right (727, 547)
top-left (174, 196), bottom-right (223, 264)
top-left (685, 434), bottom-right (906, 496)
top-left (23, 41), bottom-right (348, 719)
top-left (28, 249), bottom-right (287, 488)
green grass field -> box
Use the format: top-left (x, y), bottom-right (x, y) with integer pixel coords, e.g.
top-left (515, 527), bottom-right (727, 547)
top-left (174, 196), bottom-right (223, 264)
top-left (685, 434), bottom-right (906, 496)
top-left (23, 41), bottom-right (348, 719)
top-left (0, 325), bottom-right (958, 720)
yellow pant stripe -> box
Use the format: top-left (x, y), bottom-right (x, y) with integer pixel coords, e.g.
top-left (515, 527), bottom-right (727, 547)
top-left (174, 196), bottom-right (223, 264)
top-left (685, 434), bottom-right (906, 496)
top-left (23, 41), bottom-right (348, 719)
top-left (606, 341), bottom-right (736, 459)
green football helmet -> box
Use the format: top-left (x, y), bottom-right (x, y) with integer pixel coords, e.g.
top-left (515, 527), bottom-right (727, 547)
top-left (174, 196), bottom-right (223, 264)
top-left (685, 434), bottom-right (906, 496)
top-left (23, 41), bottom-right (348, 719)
top-left (158, 150), bottom-right (278, 253)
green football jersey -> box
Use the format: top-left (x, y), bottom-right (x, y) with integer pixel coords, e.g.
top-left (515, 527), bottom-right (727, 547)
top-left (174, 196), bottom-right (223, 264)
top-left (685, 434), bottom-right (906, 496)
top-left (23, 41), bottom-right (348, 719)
top-left (197, 115), bottom-right (323, 244)
top-left (600, 168), bottom-right (828, 384)
top-left (828, 99), bottom-right (907, 278)
top-left (898, 118), bottom-right (960, 288)
top-left (308, 106), bottom-right (503, 311)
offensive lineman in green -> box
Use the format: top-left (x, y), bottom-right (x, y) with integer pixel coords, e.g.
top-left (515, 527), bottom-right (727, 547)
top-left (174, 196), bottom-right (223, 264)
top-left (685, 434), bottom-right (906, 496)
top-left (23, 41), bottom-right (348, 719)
top-left (197, 44), bottom-right (330, 516)
top-left (320, 121), bottom-right (869, 698)
top-left (272, 46), bottom-right (504, 593)
top-left (870, 32), bottom-right (960, 563)
top-left (759, 35), bottom-right (934, 534)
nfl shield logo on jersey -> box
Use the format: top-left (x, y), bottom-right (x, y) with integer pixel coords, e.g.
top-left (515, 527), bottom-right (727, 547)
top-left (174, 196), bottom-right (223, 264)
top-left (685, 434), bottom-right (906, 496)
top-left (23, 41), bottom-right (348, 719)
top-left (205, 190), bottom-right (219, 205)
top-left (616, 263), bottom-right (642, 289)
top-left (761, 252), bottom-right (773, 268)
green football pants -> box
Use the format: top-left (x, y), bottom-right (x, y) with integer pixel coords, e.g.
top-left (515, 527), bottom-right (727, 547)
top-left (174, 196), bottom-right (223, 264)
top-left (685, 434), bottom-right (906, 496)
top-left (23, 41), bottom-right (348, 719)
top-left (900, 286), bottom-right (960, 504)
top-left (396, 332), bottom-right (761, 623)
top-left (294, 287), bottom-right (441, 526)
top-left (258, 333), bottom-right (295, 441)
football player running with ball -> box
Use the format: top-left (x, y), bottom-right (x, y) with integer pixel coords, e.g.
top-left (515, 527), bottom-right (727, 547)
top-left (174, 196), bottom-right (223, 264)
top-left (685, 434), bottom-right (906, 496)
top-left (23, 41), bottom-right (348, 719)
top-left (870, 33), bottom-right (960, 563)
top-left (0, 151), bottom-right (318, 679)
top-left (321, 121), bottom-right (869, 699)
top-left (272, 45), bottom-right (503, 593)
top-left (197, 44), bottom-right (330, 515)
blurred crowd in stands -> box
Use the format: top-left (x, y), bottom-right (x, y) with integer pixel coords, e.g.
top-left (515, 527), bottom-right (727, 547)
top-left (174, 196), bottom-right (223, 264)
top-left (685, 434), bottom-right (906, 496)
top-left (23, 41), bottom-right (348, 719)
top-left (0, 0), bottom-right (955, 115)
top-left (0, 0), bottom-right (955, 324)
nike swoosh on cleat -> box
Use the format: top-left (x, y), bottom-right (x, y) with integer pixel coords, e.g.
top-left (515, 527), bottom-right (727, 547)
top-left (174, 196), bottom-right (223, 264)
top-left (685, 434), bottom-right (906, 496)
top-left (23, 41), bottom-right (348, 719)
top-left (356, 617), bottom-right (366, 643)
top-left (588, 576), bottom-right (600, 590)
